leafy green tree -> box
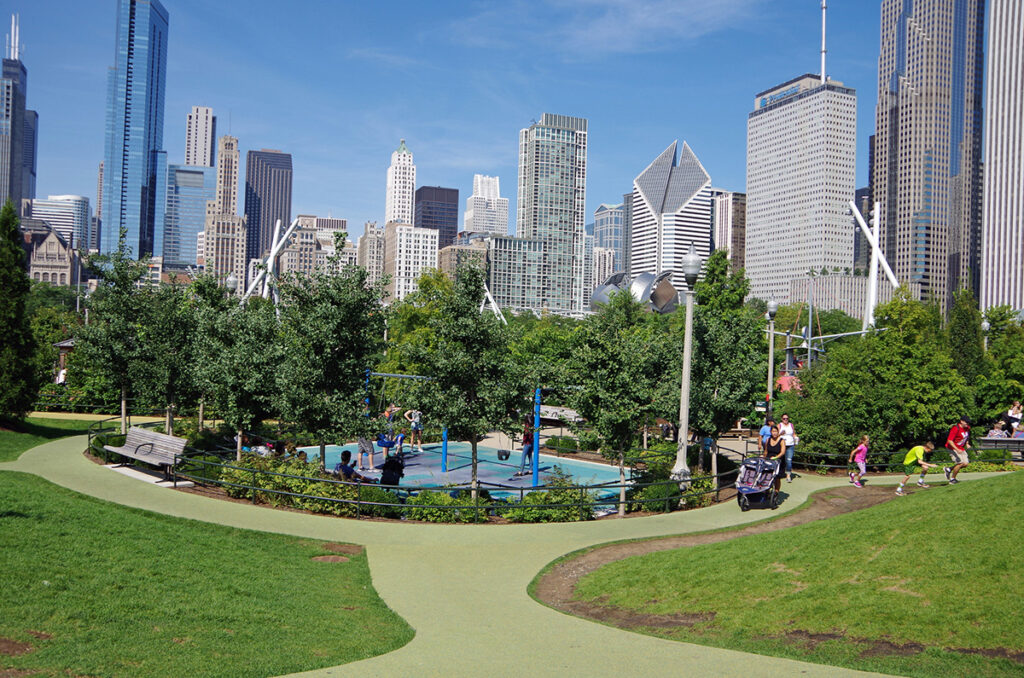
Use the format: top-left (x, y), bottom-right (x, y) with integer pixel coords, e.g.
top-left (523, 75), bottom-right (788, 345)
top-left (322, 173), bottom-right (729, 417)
top-left (947, 288), bottom-right (988, 385)
top-left (377, 268), bottom-right (448, 402)
top-left (29, 305), bottom-right (80, 387)
top-left (412, 266), bottom-right (530, 498)
top-left (507, 311), bottom-right (581, 398)
top-left (0, 200), bottom-right (39, 419)
top-left (197, 297), bottom-right (281, 460)
top-left (188, 273), bottom-right (238, 428)
top-left (71, 228), bottom-right (150, 431)
top-left (695, 250), bottom-right (748, 313)
top-left (983, 304), bottom-right (1019, 344)
top-left (276, 260), bottom-right (388, 469)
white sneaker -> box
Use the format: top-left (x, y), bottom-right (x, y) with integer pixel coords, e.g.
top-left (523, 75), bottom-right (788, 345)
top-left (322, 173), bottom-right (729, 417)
top-left (896, 487), bottom-right (905, 495)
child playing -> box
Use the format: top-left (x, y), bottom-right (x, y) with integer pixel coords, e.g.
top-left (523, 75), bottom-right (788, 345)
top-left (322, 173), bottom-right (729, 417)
top-left (848, 434), bottom-right (869, 487)
top-left (896, 441), bottom-right (936, 495)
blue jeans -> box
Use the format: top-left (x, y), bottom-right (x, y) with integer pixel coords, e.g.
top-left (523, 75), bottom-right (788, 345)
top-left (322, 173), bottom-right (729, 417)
top-left (518, 442), bottom-right (533, 475)
top-left (785, 445), bottom-right (795, 475)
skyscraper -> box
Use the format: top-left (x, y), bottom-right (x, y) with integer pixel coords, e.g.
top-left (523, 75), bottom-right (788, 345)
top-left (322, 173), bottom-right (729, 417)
top-left (630, 141), bottom-right (713, 280)
top-left (464, 174), bottom-right (508, 235)
top-left (101, 0), bottom-right (169, 257)
top-left (746, 74), bottom-right (857, 304)
top-left (204, 135), bottom-right (246, 289)
top-left (357, 221), bottom-right (385, 286)
top-left (713, 191), bottom-right (746, 273)
top-left (874, 0), bottom-right (984, 311)
top-left (981, 0), bottom-right (1024, 309)
top-left (385, 139), bottom-right (415, 225)
top-left (516, 113), bottom-right (588, 314)
top-left (161, 164), bottom-right (215, 267)
top-left (244, 149), bottom-right (292, 261)
top-left (185, 105), bottom-right (216, 167)
top-left (1, 14), bottom-right (35, 213)
top-left (414, 186), bottom-right (459, 248)
top-left (383, 221), bottom-right (438, 301)
top-left (593, 203), bottom-right (624, 272)
top-left (24, 195), bottom-right (90, 246)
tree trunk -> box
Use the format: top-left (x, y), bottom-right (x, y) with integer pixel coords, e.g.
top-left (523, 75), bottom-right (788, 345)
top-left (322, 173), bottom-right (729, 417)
top-left (617, 449), bottom-right (626, 518)
top-left (197, 398), bottom-right (205, 431)
top-left (236, 428), bottom-right (243, 462)
top-left (120, 384), bottom-right (127, 434)
top-left (643, 426), bottom-right (648, 450)
top-left (319, 440), bottom-right (327, 472)
top-left (470, 438), bottom-right (479, 502)
top-left (165, 403), bottom-right (173, 435)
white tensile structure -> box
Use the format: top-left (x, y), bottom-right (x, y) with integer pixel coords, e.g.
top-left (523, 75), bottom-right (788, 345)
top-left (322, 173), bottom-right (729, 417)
top-left (629, 141), bottom-right (713, 284)
top-left (384, 139), bottom-right (415, 226)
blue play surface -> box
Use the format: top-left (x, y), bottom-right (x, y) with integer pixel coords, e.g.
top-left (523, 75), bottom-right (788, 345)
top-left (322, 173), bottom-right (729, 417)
top-left (298, 440), bottom-right (624, 497)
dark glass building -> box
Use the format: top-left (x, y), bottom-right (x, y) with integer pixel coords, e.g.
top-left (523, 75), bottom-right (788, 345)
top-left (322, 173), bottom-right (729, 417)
top-left (414, 186), bottom-right (458, 248)
top-left (101, 0), bottom-right (169, 257)
top-left (244, 149), bottom-right (292, 262)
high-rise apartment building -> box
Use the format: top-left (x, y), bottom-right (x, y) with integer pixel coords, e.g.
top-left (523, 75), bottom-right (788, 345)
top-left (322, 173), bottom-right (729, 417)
top-left (488, 236), bottom-right (544, 311)
top-left (185, 106), bottom-right (216, 167)
top-left (516, 113), bottom-right (588, 314)
top-left (439, 241), bottom-right (486, 282)
top-left (383, 221), bottom-right (438, 301)
top-left (594, 203), bottom-right (625, 273)
top-left (746, 74), bottom-right (857, 304)
top-left (1, 15), bottom-right (36, 213)
top-left (713, 191), bottom-right (746, 272)
top-left (414, 186), bottom-right (458, 248)
top-left (385, 140), bottom-right (415, 225)
top-left (874, 0), bottom-right (984, 311)
top-left (593, 246), bottom-right (617, 289)
top-left (621, 191), bottom-right (633, 278)
top-left (981, 0), bottom-right (1024, 309)
top-left (24, 195), bottom-right (90, 247)
top-left (101, 0), bottom-right (169, 257)
top-left (357, 221), bottom-right (385, 286)
top-left (630, 141), bottom-right (714, 282)
top-left (464, 174), bottom-right (509, 235)
top-left (244, 149), bottom-right (292, 261)
top-left (161, 164), bottom-right (214, 267)
top-left (204, 135), bottom-right (246, 289)
top-left (92, 161), bottom-right (103, 250)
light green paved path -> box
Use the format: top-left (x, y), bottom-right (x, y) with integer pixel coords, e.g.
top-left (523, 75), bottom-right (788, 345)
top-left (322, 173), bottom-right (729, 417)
top-left (10, 437), bottom-right (975, 677)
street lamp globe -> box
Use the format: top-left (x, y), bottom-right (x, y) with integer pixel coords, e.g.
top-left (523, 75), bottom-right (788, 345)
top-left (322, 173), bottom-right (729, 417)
top-left (681, 242), bottom-right (702, 289)
top-left (981, 320), bottom-right (991, 333)
top-left (225, 273), bottom-right (238, 293)
top-left (767, 300), bottom-right (778, 320)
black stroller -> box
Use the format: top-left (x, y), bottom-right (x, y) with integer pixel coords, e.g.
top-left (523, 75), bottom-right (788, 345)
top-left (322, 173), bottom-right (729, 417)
top-left (735, 457), bottom-right (779, 511)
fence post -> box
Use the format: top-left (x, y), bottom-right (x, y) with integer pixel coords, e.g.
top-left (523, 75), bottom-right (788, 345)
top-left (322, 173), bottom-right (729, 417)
top-left (356, 482), bottom-right (362, 520)
top-left (250, 469), bottom-right (257, 503)
top-left (579, 486), bottom-right (585, 521)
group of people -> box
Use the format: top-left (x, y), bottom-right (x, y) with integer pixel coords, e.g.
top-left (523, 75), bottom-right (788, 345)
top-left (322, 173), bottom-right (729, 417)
top-left (757, 413), bottom-right (976, 495)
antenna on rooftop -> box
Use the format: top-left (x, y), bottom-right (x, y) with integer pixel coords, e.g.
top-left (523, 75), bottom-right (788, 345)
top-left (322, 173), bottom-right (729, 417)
top-left (820, 0), bottom-right (827, 84)
top-left (8, 14), bottom-right (20, 60)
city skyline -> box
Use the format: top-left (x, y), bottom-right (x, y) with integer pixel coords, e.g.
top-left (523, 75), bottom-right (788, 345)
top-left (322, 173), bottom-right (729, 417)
top-left (17, 1), bottom-right (883, 241)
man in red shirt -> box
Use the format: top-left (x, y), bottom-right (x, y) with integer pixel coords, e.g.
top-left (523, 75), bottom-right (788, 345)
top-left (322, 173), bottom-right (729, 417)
top-left (944, 416), bottom-right (972, 484)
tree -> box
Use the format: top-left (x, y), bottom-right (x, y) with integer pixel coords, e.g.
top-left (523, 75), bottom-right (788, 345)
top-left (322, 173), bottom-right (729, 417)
top-left (695, 250), bottom-right (748, 313)
top-left (189, 273), bottom-right (238, 429)
top-left (75, 228), bottom-right (149, 432)
top-left (0, 200), bottom-right (39, 419)
top-left (276, 260), bottom-right (388, 469)
top-left (413, 266), bottom-right (529, 499)
top-left (947, 288), bottom-right (987, 385)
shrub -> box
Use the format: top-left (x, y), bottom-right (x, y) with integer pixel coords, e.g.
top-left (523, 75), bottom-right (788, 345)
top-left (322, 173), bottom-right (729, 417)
top-left (629, 480), bottom-right (681, 513)
top-left (405, 490), bottom-right (482, 523)
top-left (89, 432), bottom-right (125, 463)
top-left (504, 467), bottom-right (595, 523)
top-left (543, 435), bottom-right (579, 454)
top-left (681, 475), bottom-right (716, 509)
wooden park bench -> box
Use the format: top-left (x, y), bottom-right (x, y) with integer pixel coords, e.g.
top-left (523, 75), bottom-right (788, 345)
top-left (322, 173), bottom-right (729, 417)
top-left (104, 427), bottom-right (187, 479)
top-left (978, 436), bottom-right (1024, 460)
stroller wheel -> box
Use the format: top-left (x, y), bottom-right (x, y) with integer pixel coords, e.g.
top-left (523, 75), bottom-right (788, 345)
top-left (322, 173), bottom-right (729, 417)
top-left (738, 494), bottom-right (750, 512)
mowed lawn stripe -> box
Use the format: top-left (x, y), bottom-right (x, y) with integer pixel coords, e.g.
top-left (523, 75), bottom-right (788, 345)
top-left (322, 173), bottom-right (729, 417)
top-left (573, 472), bottom-right (1024, 678)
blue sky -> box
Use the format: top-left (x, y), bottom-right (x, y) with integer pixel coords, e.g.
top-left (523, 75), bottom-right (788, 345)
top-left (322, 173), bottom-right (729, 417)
top-left (15, 0), bottom-right (881, 239)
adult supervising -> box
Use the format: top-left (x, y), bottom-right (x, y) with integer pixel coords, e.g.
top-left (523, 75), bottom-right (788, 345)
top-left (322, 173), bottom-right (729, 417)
top-left (944, 416), bottom-right (972, 485)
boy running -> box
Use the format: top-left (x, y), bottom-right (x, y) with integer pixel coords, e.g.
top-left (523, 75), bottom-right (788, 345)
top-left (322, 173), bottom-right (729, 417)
top-left (848, 435), bottom-right (869, 487)
top-left (896, 441), bottom-right (936, 495)
top-left (944, 416), bottom-right (972, 485)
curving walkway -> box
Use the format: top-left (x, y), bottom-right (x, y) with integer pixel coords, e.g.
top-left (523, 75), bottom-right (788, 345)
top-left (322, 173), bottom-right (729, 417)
top-left (5, 436), bottom-right (969, 677)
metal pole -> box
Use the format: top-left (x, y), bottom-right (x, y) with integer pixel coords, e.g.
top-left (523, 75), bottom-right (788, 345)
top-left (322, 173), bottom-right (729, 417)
top-left (672, 288), bottom-right (696, 480)
top-left (441, 428), bottom-right (448, 473)
top-left (532, 387), bottom-right (541, 488)
top-left (767, 316), bottom-right (775, 417)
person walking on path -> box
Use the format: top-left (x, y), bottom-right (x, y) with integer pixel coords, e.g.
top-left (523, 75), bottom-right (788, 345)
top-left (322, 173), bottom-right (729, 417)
top-left (759, 417), bottom-right (774, 455)
top-left (404, 407), bottom-right (423, 453)
top-left (896, 442), bottom-right (936, 495)
top-left (848, 435), bottom-right (869, 487)
top-left (944, 416), bottom-right (972, 485)
top-left (778, 414), bottom-right (797, 482)
top-left (763, 424), bottom-right (785, 493)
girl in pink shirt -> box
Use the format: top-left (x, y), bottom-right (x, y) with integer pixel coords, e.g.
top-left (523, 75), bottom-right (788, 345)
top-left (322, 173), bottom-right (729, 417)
top-left (848, 435), bottom-right (869, 487)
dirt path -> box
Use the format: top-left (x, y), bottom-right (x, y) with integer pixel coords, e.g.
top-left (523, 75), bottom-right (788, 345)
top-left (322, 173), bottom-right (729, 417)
top-left (535, 484), bottom-right (895, 628)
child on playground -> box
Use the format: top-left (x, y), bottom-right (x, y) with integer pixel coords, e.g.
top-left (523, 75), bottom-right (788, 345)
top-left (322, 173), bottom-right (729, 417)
top-left (848, 434), bottom-right (869, 487)
top-left (404, 407), bottom-right (423, 453)
top-left (896, 441), bottom-right (936, 495)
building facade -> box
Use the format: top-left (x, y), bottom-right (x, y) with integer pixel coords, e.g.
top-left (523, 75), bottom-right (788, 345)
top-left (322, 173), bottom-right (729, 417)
top-left (414, 185), bottom-right (459, 249)
top-left (981, 0), bottom-right (1024, 309)
top-left (161, 165), bottom-right (214, 267)
top-left (464, 174), bottom-right (508, 235)
top-left (488, 235), bottom-right (545, 312)
top-left (203, 135), bottom-right (245, 289)
top-left (383, 221), bottom-right (438, 301)
top-left (244, 148), bottom-right (292, 262)
top-left (593, 246), bottom-right (617, 289)
top-left (439, 241), bottom-right (486, 282)
top-left (357, 221), bottom-right (385, 286)
top-left (184, 105), bottom-right (216, 167)
top-left (24, 195), bottom-right (90, 247)
top-left (516, 113), bottom-right (588, 314)
top-left (746, 74), bottom-right (857, 304)
top-left (594, 202), bottom-right (625, 272)
top-left (101, 0), bottom-right (169, 257)
top-left (1, 15), bottom-right (36, 214)
top-left (874, 0), bottom-right (984, 311)
top-left (385, 139), bottom-right (415, 225)
top-left (19, 218), bottom-right (81, 287)
top-left (630, 141), bottom-right (714, 284)
top-left (713, 191), bottom-right (746, 272)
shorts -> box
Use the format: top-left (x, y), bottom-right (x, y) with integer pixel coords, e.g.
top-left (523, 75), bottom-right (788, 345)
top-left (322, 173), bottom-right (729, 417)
top-left (903, 462), bottom-right (921, 476)
top-left (854, 461), bottom-right (866, 475)
top-left (948, 448), bottom-right (969, 465)
top-left (412, 423), bottom-right (422, 432)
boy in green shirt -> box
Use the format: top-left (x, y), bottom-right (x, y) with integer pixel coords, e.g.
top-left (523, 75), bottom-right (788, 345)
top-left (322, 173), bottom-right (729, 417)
top-left (896, 441), bottom-right (936, 495)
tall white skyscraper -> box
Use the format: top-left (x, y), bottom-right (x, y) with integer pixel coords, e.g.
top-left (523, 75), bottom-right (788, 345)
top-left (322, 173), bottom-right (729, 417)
top-left (204, 135), bottom-right (246, 290)
top-left (185, 106), bottom-right (216, 167)
top-left (385, 139), bottom-right (415, 225)
top-left (383, 221), bottom-right (438, 301)
top-left (25, 195), bottom-right (90, 246)
top-left (745, 74), bottom-right (857, 304)
top-left (981, 0), bottom-right (1024, 309)
top-left (630, 141), bottom-right (713, 281)
top-left (516, 113), bottom-right (588, 314)
top-left (464, 174), bottom-right (508, 235)
top-left (594, 203), bottom-right (625, 272)
top-left (357, 221), bottom-right (386, 286)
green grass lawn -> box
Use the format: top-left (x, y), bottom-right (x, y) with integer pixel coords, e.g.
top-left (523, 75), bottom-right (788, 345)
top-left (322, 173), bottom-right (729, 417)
top-left (573, 473), bottom-right (1024, 678)
top-left (0, 472), bottom-right (413, 677)
top-left (0, 417), bottom-right (97, 462)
